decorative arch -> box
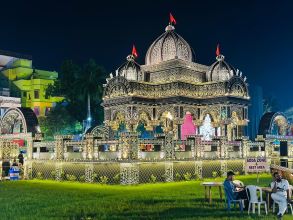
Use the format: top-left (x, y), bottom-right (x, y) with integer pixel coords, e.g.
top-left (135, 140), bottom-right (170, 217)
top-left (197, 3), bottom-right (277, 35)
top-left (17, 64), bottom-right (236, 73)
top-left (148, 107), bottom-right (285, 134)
top-left (227, 76), bottom-right (249, 97)
top-left (88, 125), bottom-right (106, 139)
top-left (136, 111), bottom-right (152, 131)
top-left (258, 112), bottom-right (289, 136)
top-left (0, 107), bottom-right (40, 135)
top-left (103, 76), bottom-right (132, 98)
top-left (110, 111), bottom-right (126, 131)
top-left (199, 109), bottom-right (219, 124)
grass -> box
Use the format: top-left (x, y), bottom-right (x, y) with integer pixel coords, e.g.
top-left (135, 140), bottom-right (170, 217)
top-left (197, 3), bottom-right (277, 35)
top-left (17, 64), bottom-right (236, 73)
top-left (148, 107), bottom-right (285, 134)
top-left (0, 174), bottom-right (289, 220)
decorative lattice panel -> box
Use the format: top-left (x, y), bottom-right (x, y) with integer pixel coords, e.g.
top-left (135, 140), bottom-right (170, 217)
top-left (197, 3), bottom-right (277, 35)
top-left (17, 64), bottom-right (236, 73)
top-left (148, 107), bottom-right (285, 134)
top-left (173, 161), bottom-right (196, 181)
top-left (120, 163), bottom-right (139, 185)
top-left (94, 162), bottom-right (120, 184)
top-left (226, 160), bottom-right (245, 175)
top-left (31, 161), bottom-right (55, 180)
top-left (139, 162), bottom-right (165, 183)
top-left (202, 160), bottom-right (221, 178)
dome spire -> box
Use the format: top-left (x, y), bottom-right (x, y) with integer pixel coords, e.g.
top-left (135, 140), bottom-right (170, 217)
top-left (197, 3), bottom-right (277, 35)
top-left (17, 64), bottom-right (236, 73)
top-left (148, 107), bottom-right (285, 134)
top-left (165, 13), bottom-right (176, 31)
top-left (215, 43), bottom-right (225, 61)
top-left (127, 44), bottom-right (138, 61)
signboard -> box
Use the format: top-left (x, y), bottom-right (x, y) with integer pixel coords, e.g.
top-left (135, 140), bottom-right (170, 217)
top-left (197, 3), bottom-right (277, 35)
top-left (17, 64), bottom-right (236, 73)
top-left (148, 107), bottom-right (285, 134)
top-left (245, 157), bottom-right (269, 173)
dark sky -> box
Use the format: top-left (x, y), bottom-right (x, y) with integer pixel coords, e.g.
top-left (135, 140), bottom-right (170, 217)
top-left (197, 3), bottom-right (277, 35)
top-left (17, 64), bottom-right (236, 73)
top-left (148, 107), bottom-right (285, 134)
top-left (1, 0), bottom-right (292, 110)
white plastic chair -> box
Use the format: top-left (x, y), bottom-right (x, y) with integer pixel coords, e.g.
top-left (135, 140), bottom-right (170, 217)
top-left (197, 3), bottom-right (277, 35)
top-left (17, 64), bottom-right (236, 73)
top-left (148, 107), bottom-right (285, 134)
top-left (246, 185), bottom-right (267, 215)
top-left (272, 185), bottom-right (293, 215)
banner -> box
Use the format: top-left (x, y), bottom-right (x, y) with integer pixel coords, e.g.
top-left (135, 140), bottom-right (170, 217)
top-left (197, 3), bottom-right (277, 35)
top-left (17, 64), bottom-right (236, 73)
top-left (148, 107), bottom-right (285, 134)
top-left (245, 157), bottom-right (269, 173)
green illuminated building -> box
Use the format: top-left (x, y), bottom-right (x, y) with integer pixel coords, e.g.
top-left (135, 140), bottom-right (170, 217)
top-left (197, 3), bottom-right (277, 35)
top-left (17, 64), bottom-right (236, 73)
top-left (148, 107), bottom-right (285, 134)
top-left (0, 50), bottom-right (63, 116)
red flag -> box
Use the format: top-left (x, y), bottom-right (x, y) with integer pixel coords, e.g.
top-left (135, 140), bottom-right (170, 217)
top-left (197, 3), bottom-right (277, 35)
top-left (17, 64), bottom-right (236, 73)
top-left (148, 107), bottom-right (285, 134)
top-left (169, 13), bottom-right (176, 25)
top-left (132, 45), bottom-right (138, 58)
top-left (216, 44), bottom-right (220, 56)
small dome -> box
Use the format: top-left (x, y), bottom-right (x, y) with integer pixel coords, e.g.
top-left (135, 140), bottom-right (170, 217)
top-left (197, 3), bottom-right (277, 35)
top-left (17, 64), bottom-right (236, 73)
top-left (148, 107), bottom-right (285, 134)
top-left (207, 54), bottom-right (235, 82)
top-left (116, 55), bottom-right (141, 81)
top-left (145, 25), bottom-right (195, 65)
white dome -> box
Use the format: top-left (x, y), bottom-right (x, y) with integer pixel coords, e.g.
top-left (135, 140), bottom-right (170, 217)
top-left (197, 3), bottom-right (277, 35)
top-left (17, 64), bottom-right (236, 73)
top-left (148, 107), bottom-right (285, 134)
top-left (207, 55), bottom-right (235, 82)
top-left (145, 25), bottom-right (195, 65)
top-left (117, 55), bottom-right (141, 81)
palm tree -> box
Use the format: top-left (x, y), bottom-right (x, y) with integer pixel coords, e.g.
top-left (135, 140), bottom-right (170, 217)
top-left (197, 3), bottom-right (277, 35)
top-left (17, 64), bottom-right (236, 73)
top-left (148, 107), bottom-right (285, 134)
top-left (78, 59), bottom-right (105, 132)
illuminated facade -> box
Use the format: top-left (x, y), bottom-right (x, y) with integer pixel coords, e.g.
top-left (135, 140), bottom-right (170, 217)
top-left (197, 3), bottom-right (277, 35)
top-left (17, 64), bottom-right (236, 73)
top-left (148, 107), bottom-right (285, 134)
top-left (0, 51), bottom-right (63, 116)
top-left (103, 23), bottom-right (250, 140)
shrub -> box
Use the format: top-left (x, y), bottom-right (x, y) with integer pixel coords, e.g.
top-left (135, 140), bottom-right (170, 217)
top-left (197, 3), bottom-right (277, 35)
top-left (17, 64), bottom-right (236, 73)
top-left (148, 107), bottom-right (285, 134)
top-left (150, 174), bottom-right (157, 183)
top-left (194, 173), bottom-right (200, 180)
top-left (175, 173), bottom-right (181, 181)
top-left (36, 172), bottom-right (43, 180)
top-left (212, 171), bottom-right (218, 178)
top-left (66, 174), bottom-right (77, 181)
top-left (100, 176), bottom-right (108, 184)
top-left (51, 171), bottom-right (56, 180)
top-left (80, 175), bottom-right (85, 182)
top-left (183, 172), bottom-right (192, 181)
top-left (113, 174), bottom-right (120, 184)
top-left (93, 173), bottom-right (98, 182)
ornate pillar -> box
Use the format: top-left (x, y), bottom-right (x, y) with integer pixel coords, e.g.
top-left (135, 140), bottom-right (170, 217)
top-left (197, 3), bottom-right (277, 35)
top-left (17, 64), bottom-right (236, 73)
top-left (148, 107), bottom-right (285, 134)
top-left (85, 163), bottom-right (94, 183)
top-left (164, 161), bottom-right (173, 182)
top-left (26, 134), bottom-right (33, 160)
top-left (220, 160), bottom-right (227, 177)
top-left (55, 136), bottom-right (64, 160)
top-left (119, 132), bottom-right (139, 160)
top-left (195, 161), bottom-right (203, 179)
top-left (55, 162), bottom-right (63, 181)
top-left (93, 140), bottom-right (99, 160)
top-left (264, 138), bottom-right (271, 158)
top-left (164, 132), bottom-right (174, 160)
top-left (193, 135), bottom-right (202, 159)
top-left (85, 134), bottom-right (94, 160)
top-left (129, 133), bottom-right (139, 160)
top-left (241, 137), bottom-right (249, 158)
top-left (189, 138), bottom-right (196, 159)
top-left (23, 160), bottom-right (33, 180)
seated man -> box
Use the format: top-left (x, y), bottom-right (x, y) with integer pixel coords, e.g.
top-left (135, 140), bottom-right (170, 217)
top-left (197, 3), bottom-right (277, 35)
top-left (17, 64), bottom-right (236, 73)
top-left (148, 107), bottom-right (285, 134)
top-left (271, 172), bottom-right (291, 219)
top-left (224, 171), bottom-right (247, 202)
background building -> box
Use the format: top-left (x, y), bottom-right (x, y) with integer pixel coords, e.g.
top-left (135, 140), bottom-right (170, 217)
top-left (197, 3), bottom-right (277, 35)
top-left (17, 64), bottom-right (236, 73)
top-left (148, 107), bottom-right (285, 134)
top-left (0, 50), bottom-right (63, 117)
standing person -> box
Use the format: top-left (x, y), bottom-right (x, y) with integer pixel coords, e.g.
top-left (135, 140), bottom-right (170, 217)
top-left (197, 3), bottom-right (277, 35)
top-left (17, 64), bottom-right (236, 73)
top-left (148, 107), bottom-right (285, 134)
top-left (18, 152), bottom-right (24, 165)
top-left (12, 159), bottom-right (18, 167)
top-left (271, 172), bottom-right (291, 219)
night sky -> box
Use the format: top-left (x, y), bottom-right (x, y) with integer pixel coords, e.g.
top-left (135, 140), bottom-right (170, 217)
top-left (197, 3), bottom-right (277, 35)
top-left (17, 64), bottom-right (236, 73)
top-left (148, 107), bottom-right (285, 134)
top-left (1, 0), bottom-right (292, 110)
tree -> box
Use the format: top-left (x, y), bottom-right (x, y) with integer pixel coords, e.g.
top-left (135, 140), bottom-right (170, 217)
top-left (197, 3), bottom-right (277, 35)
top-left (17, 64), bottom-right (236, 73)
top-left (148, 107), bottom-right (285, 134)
top-left (39, 104), bottom-right (82, 140)
top-left (46, 59), bottom-right (107, 126)
top-left (77, 59), bottom-right (105, 126)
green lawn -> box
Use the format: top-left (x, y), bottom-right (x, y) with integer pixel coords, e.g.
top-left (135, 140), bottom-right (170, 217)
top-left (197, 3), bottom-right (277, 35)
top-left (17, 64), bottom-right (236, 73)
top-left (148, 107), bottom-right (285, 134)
top-left (0, 174), bottom-right (289, 220)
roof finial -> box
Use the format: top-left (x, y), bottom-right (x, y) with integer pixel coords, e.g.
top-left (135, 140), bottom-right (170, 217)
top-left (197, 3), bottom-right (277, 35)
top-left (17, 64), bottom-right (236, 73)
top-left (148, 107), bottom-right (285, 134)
top-left (216, 43), bottom-right (225, 61)
top-left (166, 13), bottom-right (176, 31)
top-left (127, 44), bottom-right (138, 61)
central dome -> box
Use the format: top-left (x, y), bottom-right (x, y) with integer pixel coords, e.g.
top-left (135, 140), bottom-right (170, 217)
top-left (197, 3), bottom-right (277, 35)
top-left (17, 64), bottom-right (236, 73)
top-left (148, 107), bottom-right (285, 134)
top-left (145, 25), bottom-right (195, 65)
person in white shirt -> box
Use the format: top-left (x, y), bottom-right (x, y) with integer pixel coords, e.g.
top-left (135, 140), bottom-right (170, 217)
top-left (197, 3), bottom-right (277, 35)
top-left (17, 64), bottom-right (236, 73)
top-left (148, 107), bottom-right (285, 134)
top-left (270, 172), bottom-right (291, 219)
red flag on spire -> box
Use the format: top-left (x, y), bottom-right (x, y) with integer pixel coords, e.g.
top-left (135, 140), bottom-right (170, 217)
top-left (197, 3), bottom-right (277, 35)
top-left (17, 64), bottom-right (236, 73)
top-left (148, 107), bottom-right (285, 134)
top-left (169, 13), bottom-right (176, 25)
top-left (216, 44), bottom-right (220, 56)
top-left (132, 45), bottom-right (138, 58)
